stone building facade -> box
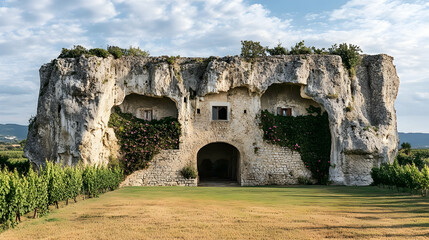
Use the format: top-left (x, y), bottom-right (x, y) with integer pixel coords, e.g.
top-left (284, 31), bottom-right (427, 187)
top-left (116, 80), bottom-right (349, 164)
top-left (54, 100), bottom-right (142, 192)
top-left (121, 85), bottom-right (315, 186)
top-left (25, 54), bottom-right (400, 186)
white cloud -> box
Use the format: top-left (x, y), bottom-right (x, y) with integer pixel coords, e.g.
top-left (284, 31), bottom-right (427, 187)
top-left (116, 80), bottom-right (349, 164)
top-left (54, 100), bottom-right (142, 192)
top-left (319, 0), bottom-right (429, 133)
top-left (0, 0), bottom-right (428, 132)
top-left (415, 92), bottom-right (429, 101)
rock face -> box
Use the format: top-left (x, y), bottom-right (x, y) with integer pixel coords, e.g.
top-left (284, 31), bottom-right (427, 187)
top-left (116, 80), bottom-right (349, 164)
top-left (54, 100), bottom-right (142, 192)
top-left (25, 54), bottom-right (399, 186)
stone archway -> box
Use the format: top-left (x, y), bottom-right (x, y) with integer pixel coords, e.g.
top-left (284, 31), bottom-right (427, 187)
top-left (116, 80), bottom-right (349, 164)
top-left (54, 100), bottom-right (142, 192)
top-left (197, 142), bottom-right (240, 185)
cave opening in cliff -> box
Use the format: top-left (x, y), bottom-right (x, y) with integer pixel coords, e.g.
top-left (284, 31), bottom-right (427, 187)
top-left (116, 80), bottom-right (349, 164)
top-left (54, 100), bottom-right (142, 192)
top-left (197, 142), bottom-right (240, 185)
top-left (118, 94), bottom-right (178, 120)
top-left (260, 83), bottom-right (332, 184)
top-left (261, 83), bottom-right (323, 117)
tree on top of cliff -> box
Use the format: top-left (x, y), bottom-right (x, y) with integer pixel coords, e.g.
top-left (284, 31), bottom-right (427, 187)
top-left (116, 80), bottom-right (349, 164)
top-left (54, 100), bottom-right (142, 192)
top-left (240, 40), bottom-right (267, 58)
top-left (58, 45), bottom-right (149, 59)
top-left (289, 40), bottom-right (313, 55)
top-left (266, 43), bottom-right (288, 56)
top-left (329, 43), bottom-right (362, 77)
top-left (58, 45), bottom-right (90, 58)
top-left (263, 40), bottom-right (363, 77)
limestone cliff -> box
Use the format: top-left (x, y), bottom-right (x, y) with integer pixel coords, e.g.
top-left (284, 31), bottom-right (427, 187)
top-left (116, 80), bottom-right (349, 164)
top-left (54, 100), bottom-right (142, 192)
top-left (25, 54), bottom-right (399, 185)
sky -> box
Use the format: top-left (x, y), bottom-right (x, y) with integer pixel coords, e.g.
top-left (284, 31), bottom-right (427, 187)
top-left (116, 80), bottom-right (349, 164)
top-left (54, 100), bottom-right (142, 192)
top-left (0, 0), bottom-right (428, 133)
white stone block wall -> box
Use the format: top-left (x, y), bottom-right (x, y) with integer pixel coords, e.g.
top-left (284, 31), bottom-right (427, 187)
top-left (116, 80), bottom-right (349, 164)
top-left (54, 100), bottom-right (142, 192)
top-left (242, 144), bottom-right (312, 186)
top-left (121, 143), bottom-right (312, 186)
top-left (121, 150), bottom-right (197, 187)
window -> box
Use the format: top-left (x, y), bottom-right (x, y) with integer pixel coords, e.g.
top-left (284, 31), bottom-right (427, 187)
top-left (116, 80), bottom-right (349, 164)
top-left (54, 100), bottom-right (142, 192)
top-left (143, 109), bottom-right (153, 121)
top-left (212, 106), bottom-right (228, 120)
top-left (277, 107), bottom-right (292, 116)
top-left (197, 109), bottom-right (200, 114)
top-left (210, 102), bottom-right (230, 121)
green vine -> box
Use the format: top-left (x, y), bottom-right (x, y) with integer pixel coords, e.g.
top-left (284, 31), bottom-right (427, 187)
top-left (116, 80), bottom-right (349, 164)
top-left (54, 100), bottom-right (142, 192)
top-left (108, 107), bottom-right (181, 175)
top-left (259, 106), bottom-right (331, 184)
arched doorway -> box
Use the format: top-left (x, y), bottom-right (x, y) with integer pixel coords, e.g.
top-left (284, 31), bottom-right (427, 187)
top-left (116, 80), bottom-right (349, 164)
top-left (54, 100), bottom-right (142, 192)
top-left (197, 142), bottom-right (240, 185)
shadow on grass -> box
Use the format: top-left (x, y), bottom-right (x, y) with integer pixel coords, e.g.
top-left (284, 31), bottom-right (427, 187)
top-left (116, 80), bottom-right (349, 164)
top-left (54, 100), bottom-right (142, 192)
top-left (118, 186), bottom-right (429, 212)
top-left (280, 222), bottom-right (429, 239)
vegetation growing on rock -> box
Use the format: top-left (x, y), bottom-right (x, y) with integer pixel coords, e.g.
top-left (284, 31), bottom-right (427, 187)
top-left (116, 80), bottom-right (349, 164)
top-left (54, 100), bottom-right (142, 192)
top-left (108, 107), bottom-right (181, 175)
top-left (259, 106), bottom-right (331, 184)
top-left (240, 40), bottom-right (266, 58)
top-left (266, 43), bottom-right (288, 56)
top-left (289, 40), bottom-right (314, 55)
top-left (58, 45), bottom-right (149, 59)
top-left (328, 43), bottom-right (362, 77)
top-left (180, 165), bottom-right (197, 179)
top-left (243, 40), bottom-right (362, 77)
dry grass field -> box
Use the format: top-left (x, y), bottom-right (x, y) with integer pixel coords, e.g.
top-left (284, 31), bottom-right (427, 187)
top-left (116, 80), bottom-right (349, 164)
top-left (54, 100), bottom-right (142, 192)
top-left (1, 186), bottom-right (428, 239)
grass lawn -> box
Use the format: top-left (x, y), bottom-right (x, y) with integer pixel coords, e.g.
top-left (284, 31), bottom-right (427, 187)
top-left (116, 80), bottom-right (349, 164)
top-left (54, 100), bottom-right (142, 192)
top-left (1, 186), bottom-right (428, 239)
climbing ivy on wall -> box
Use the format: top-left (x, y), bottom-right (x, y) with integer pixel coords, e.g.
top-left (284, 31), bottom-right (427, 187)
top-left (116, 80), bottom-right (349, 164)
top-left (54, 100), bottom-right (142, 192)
top-left (259, 106), bottom-right (331, 184)
top-left (108, 107), bottom-right (181, 175)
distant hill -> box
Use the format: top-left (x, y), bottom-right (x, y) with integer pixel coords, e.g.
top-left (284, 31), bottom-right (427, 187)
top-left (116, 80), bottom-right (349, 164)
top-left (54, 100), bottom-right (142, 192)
top-left (399, 132), bottom-right (429, 149)
top-left (0, 123), bottom-right (428, 148)
top-left (0, 124), bottom-right (28, 142)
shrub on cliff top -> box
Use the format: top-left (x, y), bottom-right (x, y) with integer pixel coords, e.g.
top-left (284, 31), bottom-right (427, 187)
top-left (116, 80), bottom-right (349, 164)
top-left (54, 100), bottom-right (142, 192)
top-left (58, 45), bottom-right (89, 58)
top-left (58, 45), bottom-right (149, 59)
top-left (127, 46), bottom-right (149, 57)
top-left (262, 40), bottom-right (362, 77)
top-left (107, 46), bottom-right (150, 59)
top-left (329, 43), bottom-right (362, 77)
top-left (107, 46), bottom-right (125, 59)
top-left (88, 48), bottom-right (110, 58)
top-left (266, 43), bottom-right (288, 56)
top-left (265, 41), bottom-right (328, 56)
top-left (289, 40), bottom-right (313, 55)
top-left (241, 40), bottom-right (266, 58)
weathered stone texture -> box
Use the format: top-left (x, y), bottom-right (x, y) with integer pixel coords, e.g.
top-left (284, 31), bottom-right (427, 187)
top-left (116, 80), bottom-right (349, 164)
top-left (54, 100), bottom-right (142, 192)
top-left (242, 144), bottom-right (312, 186)
top-left (25, 54), bottom-right (399, 186)
top-left (121, 150), bottom-right (197, 187)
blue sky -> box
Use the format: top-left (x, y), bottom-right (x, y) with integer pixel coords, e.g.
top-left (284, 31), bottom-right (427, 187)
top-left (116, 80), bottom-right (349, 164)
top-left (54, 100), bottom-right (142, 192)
top-left (0, 0), bottom-right (428, 133)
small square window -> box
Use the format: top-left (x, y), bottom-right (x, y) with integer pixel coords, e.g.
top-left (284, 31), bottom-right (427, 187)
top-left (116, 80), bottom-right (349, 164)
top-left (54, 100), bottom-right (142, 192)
top-left (244, 110), bottom-right (247, 114)
top-left (143, 109), bottom-right (153, 121)
top-left (212, 106), bottom-right (228, 120)
top-left (197, 109), bottom-right (200, 114)
top-left (277, 107), bottom-right (292, 116)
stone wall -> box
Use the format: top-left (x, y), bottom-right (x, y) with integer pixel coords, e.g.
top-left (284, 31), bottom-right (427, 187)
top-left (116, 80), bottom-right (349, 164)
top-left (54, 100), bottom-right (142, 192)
top-left (26, 54), bottom-right (400, 186)
top-left (121, 149), bottom-right (197, 186)
top-left (341, 153), bottom-right (379, 185)
top-left (121, 141), bottom-right (311, 187)
top-left (119, 86), bottom-right (313, 186)
top-left (242, 144), bottom-right (312, 186)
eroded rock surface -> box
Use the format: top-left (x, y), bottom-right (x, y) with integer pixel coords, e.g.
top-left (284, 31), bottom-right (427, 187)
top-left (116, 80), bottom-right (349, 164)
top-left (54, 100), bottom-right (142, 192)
top-left (25, 54), bottom-right (399, 186)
